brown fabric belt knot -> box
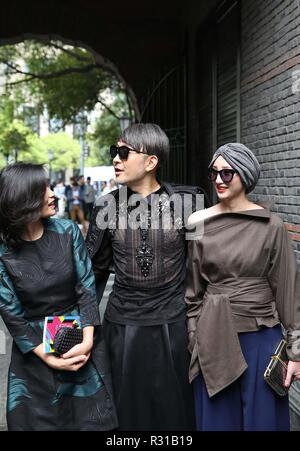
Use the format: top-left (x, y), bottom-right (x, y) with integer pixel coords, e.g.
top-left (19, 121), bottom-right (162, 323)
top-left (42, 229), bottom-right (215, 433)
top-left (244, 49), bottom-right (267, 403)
top-left (190, 277), bottom-right (275, 397)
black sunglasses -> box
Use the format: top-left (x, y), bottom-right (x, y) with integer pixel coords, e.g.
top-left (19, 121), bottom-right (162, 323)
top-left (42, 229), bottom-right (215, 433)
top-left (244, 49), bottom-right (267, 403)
top-left (110, 144), bottom-right (147, 160)
top-left (208, 168), bottom-right (237, 183)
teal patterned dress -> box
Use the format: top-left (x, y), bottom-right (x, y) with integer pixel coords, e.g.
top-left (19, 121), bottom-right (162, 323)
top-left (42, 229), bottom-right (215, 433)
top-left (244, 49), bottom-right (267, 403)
top-left (0, 219), bottom-right (118, 431)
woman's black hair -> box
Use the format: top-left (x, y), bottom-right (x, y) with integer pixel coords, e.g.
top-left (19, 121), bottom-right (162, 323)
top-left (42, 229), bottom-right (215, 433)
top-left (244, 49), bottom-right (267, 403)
top-left (0, 162), bottom-right (47, 247)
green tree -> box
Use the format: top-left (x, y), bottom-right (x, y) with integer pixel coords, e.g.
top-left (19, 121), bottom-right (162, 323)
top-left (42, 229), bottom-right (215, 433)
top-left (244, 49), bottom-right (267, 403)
top-left (40, 132), bottom-right (80, 172)
top-left (85, 115), bottom-right (119, 167)
top-left (0, 152), bottom-right (5, 168)
top-left (0, 40), bottom-right (136, 127)
top-left (0, 39), bottom-right (136, 169)
top-left (86, 92), bottom-right (130, 167)
top-left (0, 119), bottom-right (32, 162)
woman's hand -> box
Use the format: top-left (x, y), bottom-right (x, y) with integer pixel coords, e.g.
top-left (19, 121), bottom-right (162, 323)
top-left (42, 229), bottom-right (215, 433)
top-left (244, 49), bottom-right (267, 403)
top-left (188, 331), bottom-right (196, 354)
top-left (61, 343), bottom-right (92, 360)
top-left (33, 343), bottom-right (88, 371)
top-left (44, 353), bottom-right (88, 371)
top-left (61, 326), bottom-right (94, 360)
top-left (284, 360), bottom-right (300, 387)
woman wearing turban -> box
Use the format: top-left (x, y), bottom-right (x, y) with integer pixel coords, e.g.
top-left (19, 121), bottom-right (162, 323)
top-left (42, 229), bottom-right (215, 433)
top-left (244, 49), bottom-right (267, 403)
top-left (185, 143), bottom-right (300, 431)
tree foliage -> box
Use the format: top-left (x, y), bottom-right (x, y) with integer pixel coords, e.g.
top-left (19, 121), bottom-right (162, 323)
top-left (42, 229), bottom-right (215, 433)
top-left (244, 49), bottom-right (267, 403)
top-left (0, 39), bottom-right (134, 169)
top-left (0, 40), bottom-right (133, 126)
top-left (0, 98), bottom-right (33, 163)
top-left (86, 92), bottom-right (130, 167)
top-left (39, 132), bottom-right (80, 171)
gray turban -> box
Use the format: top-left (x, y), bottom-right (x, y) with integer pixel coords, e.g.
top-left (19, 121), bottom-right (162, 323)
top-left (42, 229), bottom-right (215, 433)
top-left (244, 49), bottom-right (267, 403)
top-left (209, 143), bottom-right (261, 193)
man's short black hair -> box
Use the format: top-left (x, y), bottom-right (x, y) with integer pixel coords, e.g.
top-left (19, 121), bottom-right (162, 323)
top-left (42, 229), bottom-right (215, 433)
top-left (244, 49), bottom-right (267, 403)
top-left (119, 123), bottom-right (170, 167)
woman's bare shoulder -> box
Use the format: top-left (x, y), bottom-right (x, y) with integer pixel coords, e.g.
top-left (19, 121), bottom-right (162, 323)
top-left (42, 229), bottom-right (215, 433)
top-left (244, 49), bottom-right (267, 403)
top-left (250, 203), bottom-right (265, 210)
top-left (188, 206), bottom-right (220, 225)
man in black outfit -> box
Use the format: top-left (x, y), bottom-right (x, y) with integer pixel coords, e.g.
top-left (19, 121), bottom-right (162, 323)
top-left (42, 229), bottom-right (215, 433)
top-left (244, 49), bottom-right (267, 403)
top-left (86, 123), bottom-right (208, 431)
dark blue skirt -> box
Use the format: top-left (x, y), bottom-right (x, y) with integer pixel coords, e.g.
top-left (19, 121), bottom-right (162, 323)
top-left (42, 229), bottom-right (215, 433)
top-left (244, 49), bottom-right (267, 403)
top-left (193, 325), bottom-right (290, 431)
top-left (103, 319), bottom-right (195, 431)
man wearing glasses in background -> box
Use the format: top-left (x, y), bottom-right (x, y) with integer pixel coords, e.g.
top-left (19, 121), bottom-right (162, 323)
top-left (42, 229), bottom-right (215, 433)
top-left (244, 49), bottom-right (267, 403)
top-left (86, 123), bottom-right (208, 431)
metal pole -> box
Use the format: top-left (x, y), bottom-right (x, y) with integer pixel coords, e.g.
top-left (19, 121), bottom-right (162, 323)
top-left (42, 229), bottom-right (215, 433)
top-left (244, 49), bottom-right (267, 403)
top-left (47, 149), bottom-right (53, 183)
top-left (79, 112), bottom-right (86, 175)
top-left (80, 132), bottom-right (84, 175)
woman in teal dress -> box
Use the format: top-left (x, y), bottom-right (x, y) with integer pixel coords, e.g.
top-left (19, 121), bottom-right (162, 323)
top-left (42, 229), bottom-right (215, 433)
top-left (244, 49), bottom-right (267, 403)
top-left (0, 162), bottom-right (117, 431)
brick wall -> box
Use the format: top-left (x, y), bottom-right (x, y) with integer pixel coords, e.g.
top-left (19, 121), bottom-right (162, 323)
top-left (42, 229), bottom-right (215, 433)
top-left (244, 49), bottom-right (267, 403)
top-left (240, 0), bottom-right (300, 265)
